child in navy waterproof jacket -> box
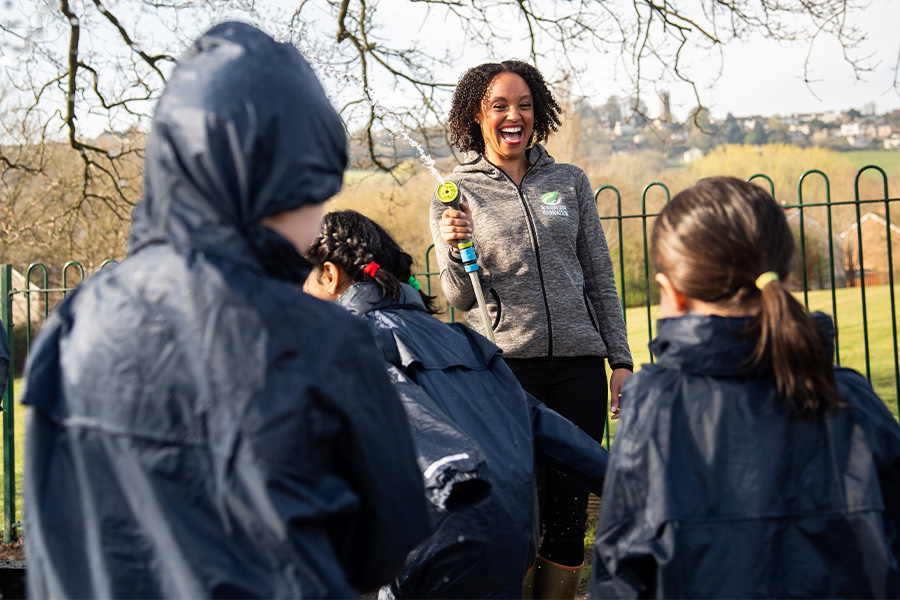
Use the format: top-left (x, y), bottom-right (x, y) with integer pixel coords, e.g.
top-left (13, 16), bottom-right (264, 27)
top-left (22, 23), bottom-right (428, 599)
top-left (592, 176), bottom-right (900, 598)
top-left (306, 209), bottom-right (612, 599)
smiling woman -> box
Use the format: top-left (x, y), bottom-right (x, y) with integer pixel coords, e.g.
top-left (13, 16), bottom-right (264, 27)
top-left (475, 71), bottom-right (534, 182)
top-left (430, 60), bottom-right (634, 600)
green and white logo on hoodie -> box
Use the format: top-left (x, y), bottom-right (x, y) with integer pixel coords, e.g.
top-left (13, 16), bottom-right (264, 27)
top-left (540, 190), bottom-right (569, 216)
top-left (541, 191), bottom-right (561, 205)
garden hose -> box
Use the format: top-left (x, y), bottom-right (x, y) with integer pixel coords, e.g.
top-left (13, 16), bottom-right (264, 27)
top-left (436, 181), bottom-right (496, 344)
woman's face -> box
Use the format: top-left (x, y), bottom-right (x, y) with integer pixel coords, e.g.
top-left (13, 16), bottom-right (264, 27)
top-left (477, 72), bottom-right (534, 166)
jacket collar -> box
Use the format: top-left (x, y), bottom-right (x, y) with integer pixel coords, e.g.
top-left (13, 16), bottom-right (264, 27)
top-left (336, 282), bottom-right (425, 316)
top-left (455, 143), bottom-right (556, 180)
top-left (650, 312), bottom-right (835, 377)
top-left (650, 314), bottom-right (756, 377)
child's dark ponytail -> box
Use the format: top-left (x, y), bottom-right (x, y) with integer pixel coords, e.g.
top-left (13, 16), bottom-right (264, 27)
top-left (651, 177), bottom-right (840, 416)
top-left (307, 209), bottom-right (439, 314)
top-left (751, 272), bottom-right (840, 413)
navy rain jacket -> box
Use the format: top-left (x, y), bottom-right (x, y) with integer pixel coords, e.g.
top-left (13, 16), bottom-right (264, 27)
top-left (22, 22), bottom-right (428, 599)
top-left (336, 282), bottom-right (610, 599)
top-left (592, 312), bottom-right (900, 599)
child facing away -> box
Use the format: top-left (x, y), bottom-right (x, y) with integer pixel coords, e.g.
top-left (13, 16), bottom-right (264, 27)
top-left (305, 209), bottom-right (612, 600)
top-left (591, 176), bottom-right (900, 598)
top-left (21, 23), bottom-right (428, 599)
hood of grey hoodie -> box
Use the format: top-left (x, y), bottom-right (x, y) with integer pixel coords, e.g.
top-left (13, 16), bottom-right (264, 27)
top-left (429, 144), bottom-right (632, 365)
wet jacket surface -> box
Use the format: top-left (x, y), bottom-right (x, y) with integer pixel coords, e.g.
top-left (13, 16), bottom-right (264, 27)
top-left (22, 23), bottom-right (428, 599)
top-left (336, 282), bottom-right (610, 599)
top-left (591, 313), bottom-right (900, 599)
top-left (429, 144), bottom-right (631, 366)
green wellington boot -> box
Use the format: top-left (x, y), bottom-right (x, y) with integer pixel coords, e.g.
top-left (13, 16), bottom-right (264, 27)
top-left (522, 563), bottom-right (536, 600)
top-left (532, 555), bottom-right (584, 600)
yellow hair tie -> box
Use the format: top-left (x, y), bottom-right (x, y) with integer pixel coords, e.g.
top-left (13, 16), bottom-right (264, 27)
top-left (755, 271), bottom-right (779, 290)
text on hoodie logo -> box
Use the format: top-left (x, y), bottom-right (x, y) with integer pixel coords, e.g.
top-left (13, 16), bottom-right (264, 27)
top-left (540, 190), bottom-right (569, 216)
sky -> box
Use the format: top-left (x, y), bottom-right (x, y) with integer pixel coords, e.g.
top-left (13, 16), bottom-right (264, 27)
top-left (685, 1), bottom-right (900, 119)
top-left (3, 0), bottom-right (899, 140)
top-left (362, 0), bottom-right (900, 122)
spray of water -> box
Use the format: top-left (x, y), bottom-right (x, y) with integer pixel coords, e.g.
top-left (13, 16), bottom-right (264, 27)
top-left (296, 43), bottom-right (445, 185)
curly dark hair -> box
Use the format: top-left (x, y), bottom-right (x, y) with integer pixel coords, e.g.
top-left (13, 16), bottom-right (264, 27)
top-left (306, 209), bottom-right (439, 314)
top-left (447, 60), bottom-right (561, 155)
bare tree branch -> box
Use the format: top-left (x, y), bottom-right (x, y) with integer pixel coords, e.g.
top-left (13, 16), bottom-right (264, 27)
top-left (0, 0), bottom-right (894, 261)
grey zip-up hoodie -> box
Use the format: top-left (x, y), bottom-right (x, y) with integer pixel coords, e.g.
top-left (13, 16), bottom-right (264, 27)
top-left (430, 144), bottom-right (632, 366)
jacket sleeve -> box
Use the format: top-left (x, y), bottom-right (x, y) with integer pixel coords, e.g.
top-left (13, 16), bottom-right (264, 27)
top-left (573, 168), bottom-right (633, 370)
top-left (591, 373), bottom-right (662, 599)
top-left (386, 365), bottom-right (491, 512)
top-left (327, 323), bottom-right (431, 591)
top-left (872, 400), bottom-right (900, 569)
top-left (527, 392), bottom-right (608, 496)
top-left (429, 188), bottom-right (479, 312)
top-left (837, 368), bottom-right (900, 566)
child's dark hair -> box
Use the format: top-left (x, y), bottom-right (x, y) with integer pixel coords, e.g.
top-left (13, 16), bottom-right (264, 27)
top-left (651, 176), bottom-right (840, 416)
top-left (306, 209), bottom-right (439, 314)
top-left (447, 60), bottom-right (561, 155)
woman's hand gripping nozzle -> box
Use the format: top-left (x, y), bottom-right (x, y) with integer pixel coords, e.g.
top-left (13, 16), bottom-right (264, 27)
top-left (435, 180), bottom-right (495, 343)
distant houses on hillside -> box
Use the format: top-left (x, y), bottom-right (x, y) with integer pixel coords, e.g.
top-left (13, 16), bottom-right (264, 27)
top-left (571, 92), bottom-right (900, 163)
top-left (841, 212), bottom-right (900, 287)
top-left (337, 92), bottom-right (900, 167)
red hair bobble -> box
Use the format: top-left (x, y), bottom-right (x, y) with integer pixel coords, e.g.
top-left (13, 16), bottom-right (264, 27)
top-left (363, 262), bottom-right (380, 277)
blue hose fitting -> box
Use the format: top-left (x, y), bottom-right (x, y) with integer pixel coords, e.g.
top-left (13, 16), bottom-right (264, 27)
top-left (458, 241), bottom-right (479, 273)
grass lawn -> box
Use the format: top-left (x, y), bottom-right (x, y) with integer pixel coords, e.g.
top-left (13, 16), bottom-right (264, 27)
top-left (603, 283), bottom-right (900, 450)
top-left (3, 286), bottom-right (899, 541)
top-left (838, 150), bottom-right (900, 173)
top-left (0, 378), bottom-right (25, 539)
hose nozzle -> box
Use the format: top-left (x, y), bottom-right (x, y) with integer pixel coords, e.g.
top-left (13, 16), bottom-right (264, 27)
top-left (435, 180), bottom-right (478, 274)
top-left (436, 180), bottom-right (461, 210)
top-left (434, 180), bottom-right (494, 342)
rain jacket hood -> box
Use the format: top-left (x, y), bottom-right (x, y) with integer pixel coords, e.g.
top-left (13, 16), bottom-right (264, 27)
top-left (592, 312), bottom-right (900, 599)
top-left (129, 21), bottom-right (347, 281)
top-left (337, 282), bottom-right (610, 598)
top-left (22, 23), bottom-right (427, 599)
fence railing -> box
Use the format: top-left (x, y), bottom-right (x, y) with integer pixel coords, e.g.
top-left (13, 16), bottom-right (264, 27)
top-left (3, 166), bottom-right (899, 542)
top-left (1, 260), bottom-right (118, 542)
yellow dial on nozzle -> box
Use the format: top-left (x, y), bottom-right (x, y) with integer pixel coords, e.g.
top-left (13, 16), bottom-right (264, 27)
top-left (436, 180), bottom-right (460, 205)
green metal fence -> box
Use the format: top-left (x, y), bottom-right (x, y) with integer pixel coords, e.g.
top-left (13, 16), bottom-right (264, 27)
top-left (0, 260), bottom-right (117, 542)
top-left (589, 167), bottom-right (898, 411)
top-left (2, 166), bottom-right (899, 542)
top-left (420, 166), bottom-right (900, 412)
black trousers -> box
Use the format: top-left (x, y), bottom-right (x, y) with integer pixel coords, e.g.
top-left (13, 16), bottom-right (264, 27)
top-left (504, 356), bottom-right (608, 567)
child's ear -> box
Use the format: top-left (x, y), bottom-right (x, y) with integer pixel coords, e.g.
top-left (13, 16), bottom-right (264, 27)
top-left (655, 272), bottom-right (689, 315)
top-left (322, 261), bottom-right (342, 295)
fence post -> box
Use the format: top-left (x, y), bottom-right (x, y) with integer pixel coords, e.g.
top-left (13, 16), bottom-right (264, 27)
top-left (1, 265), bottom-right (15, 543)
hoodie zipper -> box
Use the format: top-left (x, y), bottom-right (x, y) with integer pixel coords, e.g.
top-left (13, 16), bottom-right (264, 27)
top-left (487, 158), bottom-right (554, 357)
